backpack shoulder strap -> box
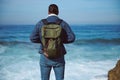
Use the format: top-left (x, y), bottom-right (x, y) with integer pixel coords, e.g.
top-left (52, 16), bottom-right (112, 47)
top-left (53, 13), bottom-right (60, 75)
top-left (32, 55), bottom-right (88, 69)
top-left (42, 19), bottom-right (48, 25)
top-left (56, 19), bottom-right (63, 25)
top-left (42, 19), bottom-right (62, 25)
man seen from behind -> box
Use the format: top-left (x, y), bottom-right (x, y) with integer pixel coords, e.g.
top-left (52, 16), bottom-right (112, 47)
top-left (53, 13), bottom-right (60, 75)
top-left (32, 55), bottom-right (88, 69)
top-left (30, 4), bottom-right (75, 80)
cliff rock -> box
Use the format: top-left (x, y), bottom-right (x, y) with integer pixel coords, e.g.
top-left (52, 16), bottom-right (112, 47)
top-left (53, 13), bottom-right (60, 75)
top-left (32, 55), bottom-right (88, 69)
top-left (108, 60), bottom-right (120, 80)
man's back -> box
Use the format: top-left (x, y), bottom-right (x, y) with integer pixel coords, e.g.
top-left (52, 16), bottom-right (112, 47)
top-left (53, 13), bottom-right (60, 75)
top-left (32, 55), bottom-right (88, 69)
top-left (30, 15), bottom-right (75, 54)
top-left (30, 4), bottom-right (75, 80)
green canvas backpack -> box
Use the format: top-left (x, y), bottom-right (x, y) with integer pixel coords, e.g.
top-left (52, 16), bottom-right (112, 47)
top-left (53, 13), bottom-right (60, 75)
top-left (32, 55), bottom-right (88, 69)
top-left (41, 19), bottom-right (63, 59)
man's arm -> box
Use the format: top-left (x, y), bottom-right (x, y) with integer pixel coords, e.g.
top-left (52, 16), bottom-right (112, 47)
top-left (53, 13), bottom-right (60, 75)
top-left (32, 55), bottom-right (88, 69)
top-left (62, 21), bottom-right (75, 43)
top-left (30, 22), bottom-right (42, 43)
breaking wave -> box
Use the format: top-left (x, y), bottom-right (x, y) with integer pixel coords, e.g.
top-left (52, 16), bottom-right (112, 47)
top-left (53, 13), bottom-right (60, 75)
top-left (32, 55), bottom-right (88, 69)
top-left (0, 41), bottom-right (31, 45)
top-left (74, 38), bottom-right (120, 45)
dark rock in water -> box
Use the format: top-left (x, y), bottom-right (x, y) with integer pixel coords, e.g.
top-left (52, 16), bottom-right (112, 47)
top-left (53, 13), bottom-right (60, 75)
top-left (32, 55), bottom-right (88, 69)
top-left (108, 60), bottom-right (120, 80)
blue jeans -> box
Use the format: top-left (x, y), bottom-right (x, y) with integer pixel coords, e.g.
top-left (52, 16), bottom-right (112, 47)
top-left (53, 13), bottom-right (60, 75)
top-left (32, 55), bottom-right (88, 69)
top-left (40, 54), bottom-right (65, 80)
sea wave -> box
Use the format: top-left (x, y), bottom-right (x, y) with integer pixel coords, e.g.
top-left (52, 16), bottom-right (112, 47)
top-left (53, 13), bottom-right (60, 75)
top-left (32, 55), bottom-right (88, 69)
top-left (0, 41), bottom-right (40, 54)
top-left (0, 45), bottom-right (7, 54)
top-left (74, 38), bottom-right (120, 45)
top-left (0, 41), bottom-right (32, 46)
top-left (0, 36), bottom-right (17, 39)
top-left (0, 35), bottom-right (29, 39)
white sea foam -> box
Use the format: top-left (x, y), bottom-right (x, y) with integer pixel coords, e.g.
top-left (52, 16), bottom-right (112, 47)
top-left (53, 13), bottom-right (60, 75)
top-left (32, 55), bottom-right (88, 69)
top-left (0, 42), bottom-right (119, 80)
top-left (65, 60), bottom-right (116, 80)
top-left (1, 60), bottom-right (40, 80)
top-left (0, 45), bottom-right (7, 54)
top-left (0, 55), bottom-right (117, 80)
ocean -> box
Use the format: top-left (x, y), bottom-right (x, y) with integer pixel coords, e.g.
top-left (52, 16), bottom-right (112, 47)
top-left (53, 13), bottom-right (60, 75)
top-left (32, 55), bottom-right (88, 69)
top-left (0, 25), bottom-right (120, 80)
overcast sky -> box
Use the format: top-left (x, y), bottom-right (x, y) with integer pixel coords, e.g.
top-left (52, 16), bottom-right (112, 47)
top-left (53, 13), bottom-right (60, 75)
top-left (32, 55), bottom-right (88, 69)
top-left (0, 0), bottom-right (120, 25)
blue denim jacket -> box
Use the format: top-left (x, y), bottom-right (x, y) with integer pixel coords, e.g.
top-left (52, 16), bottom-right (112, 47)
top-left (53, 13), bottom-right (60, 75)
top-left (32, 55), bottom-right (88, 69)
top-left (30, 15), bottom-right (75, 55)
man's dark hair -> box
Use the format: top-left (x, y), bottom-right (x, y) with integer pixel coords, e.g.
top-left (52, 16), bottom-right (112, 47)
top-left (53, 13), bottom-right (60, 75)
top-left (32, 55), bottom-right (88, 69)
top-left (49, 4), bottom-right (59, 15)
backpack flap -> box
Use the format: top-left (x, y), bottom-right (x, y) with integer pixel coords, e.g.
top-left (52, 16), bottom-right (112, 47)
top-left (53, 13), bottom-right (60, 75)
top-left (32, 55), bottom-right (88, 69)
top-left (43, 24), bottom-right (62, 38)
